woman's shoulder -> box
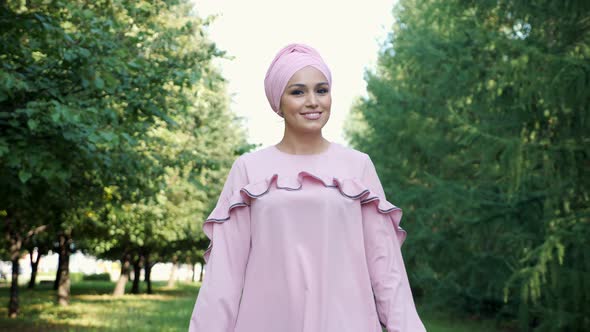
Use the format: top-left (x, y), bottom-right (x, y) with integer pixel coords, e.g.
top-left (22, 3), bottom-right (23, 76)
top-left (331, 141), bottom-right (370, 159)
top-left (239, 141), bottom-right (369, 161)
top-left (237, 144), bottom-right (275, 164)
top-left (238, 141), bottom-right (370, 179)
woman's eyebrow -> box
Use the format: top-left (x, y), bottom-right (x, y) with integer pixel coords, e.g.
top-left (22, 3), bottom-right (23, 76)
top-left (286, 82), bottom-right (330, 89)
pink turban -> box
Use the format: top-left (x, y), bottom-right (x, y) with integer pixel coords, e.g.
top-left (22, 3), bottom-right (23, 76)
top-left (264, 43), bottom-right (332, 117)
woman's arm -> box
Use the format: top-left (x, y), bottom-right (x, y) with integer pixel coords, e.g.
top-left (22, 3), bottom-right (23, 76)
top-left (362, 204), bottom-right (425, 332)
top-left (189, 206), bottom-right (251, 332)
top-left (189, 157), bottom-right (251, 332)
top-left (361, 154), bottom-right (426, 332)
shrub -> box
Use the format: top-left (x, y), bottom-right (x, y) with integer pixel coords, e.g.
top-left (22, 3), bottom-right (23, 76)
top-left (82, 273), bottom-right (111, 281)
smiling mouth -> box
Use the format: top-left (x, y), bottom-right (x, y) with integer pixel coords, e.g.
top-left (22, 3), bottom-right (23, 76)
top-left (300, 112), bottom-right (323, 120)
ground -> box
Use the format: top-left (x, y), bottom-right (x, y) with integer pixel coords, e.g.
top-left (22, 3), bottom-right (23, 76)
top-left (0, 280), bottom-right (511, 331)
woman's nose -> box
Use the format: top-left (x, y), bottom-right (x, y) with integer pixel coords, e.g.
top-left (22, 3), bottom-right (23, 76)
top-left (306, 92), bottom-right (319, 107)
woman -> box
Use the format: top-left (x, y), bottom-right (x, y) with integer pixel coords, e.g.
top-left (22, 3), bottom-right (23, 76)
top-left (189, 43), bottom-right (426, 332)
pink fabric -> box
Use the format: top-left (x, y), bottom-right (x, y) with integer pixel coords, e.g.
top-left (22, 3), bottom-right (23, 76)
top-left (264, 43), bottom-right (332, 117)
top-left (189, 142), bottom-right (426, 332)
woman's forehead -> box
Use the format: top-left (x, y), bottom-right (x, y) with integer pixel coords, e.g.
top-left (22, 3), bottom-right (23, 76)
top-left (288, 66), bottom-right (329, 85)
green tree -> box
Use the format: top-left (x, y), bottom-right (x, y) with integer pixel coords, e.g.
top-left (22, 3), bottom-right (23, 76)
top-left (345, 0), bottom-right (589, 330)
top-left (0, 0), bottom-right (249, 316)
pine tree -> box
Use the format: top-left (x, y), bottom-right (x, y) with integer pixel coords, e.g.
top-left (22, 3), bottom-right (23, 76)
top-left (345, 1), bottom-right (590, 330)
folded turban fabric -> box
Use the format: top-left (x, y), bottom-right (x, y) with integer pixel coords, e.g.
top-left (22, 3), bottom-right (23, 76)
top-left (264, 43), bottom-right (332, 117)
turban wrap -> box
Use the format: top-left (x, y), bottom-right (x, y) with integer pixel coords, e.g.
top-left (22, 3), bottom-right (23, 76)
top-left (264, 43), bottom-right (332, 117)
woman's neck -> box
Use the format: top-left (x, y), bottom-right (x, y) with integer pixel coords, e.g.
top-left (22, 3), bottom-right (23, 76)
top-left (275, 135), bottom-right (331, 155)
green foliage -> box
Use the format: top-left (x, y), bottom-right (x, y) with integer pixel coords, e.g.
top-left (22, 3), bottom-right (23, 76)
top-left (345, 0), bottom-right (590, 330)
top-left (0, 0), bottom-right (252, 313)
top-left (69, 273), bottom-right (84, 283)
top-left (82, 273), bottom-right (111, 281)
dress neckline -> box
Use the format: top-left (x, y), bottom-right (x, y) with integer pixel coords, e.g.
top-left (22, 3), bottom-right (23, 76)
top-left (271, 141), bottom-right (334, 157)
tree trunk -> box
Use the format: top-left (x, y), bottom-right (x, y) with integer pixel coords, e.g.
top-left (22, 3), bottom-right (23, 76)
top-left (131, 259), bottom-right (141, 294)
top-left (199, 260), bottom-right (204, 282)
top-left (144, 254), bottom-right (153, 295)
top-left (9, 256), bottom-right (20, 318)
top-left (56, 233), bottom-right (71, 306)
top-left (191, 262), bottom-right (196, 282)
top-left (6, 214), bottom-right (22, 318)
top-left (28, 248), bottom-right (41, 289)
top-left (53, 251), bottom-right (62, 291)
top-left (167, 255), bottom-right (178, 288)
top-left (131, 261), bottom-right (140, 294)
top-left (113, 253), bottom-right (131, 297)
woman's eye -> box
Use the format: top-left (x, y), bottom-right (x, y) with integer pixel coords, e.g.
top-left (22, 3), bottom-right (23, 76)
top-left (318, 88), bottom-right (329, 94)
top-left (291, 90), bottom-right (303, 95)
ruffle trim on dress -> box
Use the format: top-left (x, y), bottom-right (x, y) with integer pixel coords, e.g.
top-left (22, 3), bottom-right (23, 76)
top-left (202, 171), bottom-right (407, 263)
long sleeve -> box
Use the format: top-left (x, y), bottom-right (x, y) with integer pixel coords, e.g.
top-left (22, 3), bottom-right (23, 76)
top-left (189, 156), bottom-right (252, 332)
top-left (361, 154), bottom-right (426, 332)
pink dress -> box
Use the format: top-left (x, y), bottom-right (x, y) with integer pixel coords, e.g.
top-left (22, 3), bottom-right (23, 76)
top-left (189, 142), bottom-right (426, 332)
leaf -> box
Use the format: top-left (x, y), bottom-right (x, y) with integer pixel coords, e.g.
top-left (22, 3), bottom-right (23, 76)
top-left (18, 170), bottom-right (32, 184)
top-left (51, 110), bottom-right (61, 123)
top-left (27, 119), bottom-right (39, 131)
top-left (94, 75), bottom-right (105, 90)
top-left (63, 50), bottom-right (76, 62)
top-left (0, 139), bottom-right (8, 157)
top-left (88, 132), bottom-right (100, 144)
top-left (78, 48), bottom-right (91, 58)
top-left (100, 131), bottom-right (116, 142)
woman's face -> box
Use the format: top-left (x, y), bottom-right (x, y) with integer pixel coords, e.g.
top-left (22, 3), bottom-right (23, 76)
top-left (279, 66), bottom-right (331, 133)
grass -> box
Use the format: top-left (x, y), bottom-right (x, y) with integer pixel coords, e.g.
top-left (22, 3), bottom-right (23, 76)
top-left (421, 311), bottom-right (509, 332)
top-left (0, 280), bottom-right (510, 331)
top-left (0, 281), bottom-right (194, 331)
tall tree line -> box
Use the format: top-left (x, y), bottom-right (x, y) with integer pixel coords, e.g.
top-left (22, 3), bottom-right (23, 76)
top-left (0, 0), bottom-right (252, 317)
top-left (345, 0), bottom-right (589, 331)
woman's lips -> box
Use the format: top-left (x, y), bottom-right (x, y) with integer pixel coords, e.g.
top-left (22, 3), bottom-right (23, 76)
top-left (301, 112), bottom-right (322, 120)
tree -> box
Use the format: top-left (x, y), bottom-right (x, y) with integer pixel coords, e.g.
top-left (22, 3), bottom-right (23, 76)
top-left (1, 0), bottom-right (249, 315)
top-left (345, 0), bottom-right (589, 330)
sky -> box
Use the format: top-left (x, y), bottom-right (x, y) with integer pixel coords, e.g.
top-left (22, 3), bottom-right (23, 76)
top-left (191, 0), bottom-right (397, 150)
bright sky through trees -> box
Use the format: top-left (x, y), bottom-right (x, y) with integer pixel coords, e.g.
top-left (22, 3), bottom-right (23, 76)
top-left (192, 0), bottom-right (397, 148)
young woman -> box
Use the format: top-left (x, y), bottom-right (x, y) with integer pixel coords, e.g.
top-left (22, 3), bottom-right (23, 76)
top-left (189, 43), bottom-right (426, 332)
